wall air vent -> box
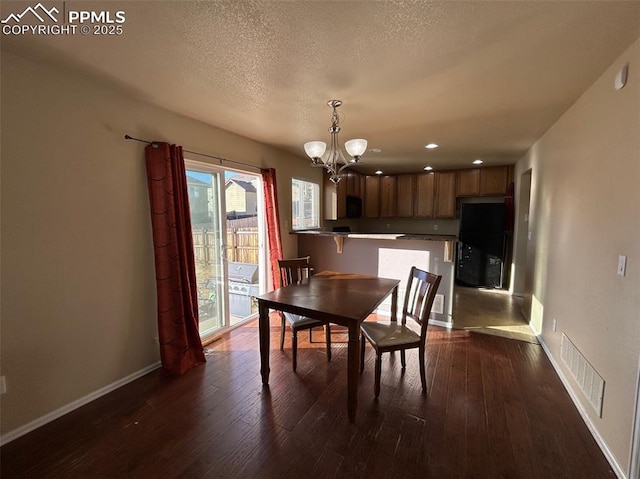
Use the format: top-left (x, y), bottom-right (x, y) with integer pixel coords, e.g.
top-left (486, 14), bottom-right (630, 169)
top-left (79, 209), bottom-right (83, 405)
top-left (560, 333), bottom-right (605, 417)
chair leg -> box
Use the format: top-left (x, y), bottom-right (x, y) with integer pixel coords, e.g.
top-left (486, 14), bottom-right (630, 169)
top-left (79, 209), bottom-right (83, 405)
top-left (374, 353), bottom-right (382, 398)
top-left (292, 330), bottom-right (298, 372)
top-left (360, 335), bottom-right (366, 373)
top-left (419, 347), bottom-right (427, 392)
top-left (280, 315), bottom-right (286, 350)
top-left (400, 350), bottom-right (406, 369)
top-left (325, 324), bottom-right (331, 361)
top-left (309, 328), bottom-right (313, 342)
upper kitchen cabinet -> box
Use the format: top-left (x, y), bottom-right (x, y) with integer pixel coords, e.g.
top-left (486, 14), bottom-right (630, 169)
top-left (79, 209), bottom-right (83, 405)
top-left (380, 175), bottom-right (397, 218)
top-left (364, 175), bottom-right (380, 218)
top-left (434, 171), bottom-right (456, 218)
top-left (415, 173), bottom-right (435, 218)
top-left (456, 168), bottom-right (481, 196)
top-left (323, 170), bottom-right (367, 220)
top-left (480, 166), bottom-right (509, 196)
top-left (396, 174), bottom-right (415, 218)
top-left (346, 170), bottom-right (364, 199)
top-left (456, 166), bottom-right (510, 197)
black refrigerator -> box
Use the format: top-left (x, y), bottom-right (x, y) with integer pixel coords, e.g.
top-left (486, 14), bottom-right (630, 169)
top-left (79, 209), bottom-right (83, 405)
top-left (456, 203), bottom-right (505, 288)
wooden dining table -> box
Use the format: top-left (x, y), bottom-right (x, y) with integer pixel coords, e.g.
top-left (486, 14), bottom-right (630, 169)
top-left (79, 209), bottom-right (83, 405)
top-left (256, 271), bottom-right (400, 422)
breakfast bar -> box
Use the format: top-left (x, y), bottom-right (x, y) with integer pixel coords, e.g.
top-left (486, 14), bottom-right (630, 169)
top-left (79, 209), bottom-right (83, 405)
top-left (295, 231), bottom-right (456, 326)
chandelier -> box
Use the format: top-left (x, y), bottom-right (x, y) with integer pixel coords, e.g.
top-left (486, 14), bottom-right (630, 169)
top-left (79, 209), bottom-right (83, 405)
top-left (304, 100), bottom-right (367, 184)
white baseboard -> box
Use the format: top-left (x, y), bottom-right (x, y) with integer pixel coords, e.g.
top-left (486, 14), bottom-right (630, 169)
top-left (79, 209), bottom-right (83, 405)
top-left (0, 361), bottom-right (161, 446)
top-left (429, 318), bottom-right (453, 329)
top-left (538, 336), bottom-right (627, 479)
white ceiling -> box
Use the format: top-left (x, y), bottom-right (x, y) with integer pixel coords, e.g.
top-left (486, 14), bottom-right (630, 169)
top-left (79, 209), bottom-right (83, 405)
top-left (3, 1), bottom-right (640, 174)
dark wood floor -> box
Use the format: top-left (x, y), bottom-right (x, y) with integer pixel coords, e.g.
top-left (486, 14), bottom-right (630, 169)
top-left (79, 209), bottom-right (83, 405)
top-left (2, 316), bottom-right (614, 478)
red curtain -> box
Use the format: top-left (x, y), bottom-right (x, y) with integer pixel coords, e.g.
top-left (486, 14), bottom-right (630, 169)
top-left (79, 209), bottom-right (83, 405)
top-left (145, 143), bottom-right (206, 375)
top-left (261, 168), bottom-right (283, 289)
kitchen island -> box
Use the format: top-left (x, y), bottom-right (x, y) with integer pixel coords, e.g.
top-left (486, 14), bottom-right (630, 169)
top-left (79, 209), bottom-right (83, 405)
top-left (295, 230), bottom-right (456, 326)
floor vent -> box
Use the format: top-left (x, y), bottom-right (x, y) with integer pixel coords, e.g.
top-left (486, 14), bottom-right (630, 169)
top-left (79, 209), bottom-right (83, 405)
top-left (560, 333), bottom-right (605, 417)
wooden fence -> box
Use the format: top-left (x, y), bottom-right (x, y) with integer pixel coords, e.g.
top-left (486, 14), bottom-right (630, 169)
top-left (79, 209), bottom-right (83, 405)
top-left (193, 228), bottom-right (259, 264)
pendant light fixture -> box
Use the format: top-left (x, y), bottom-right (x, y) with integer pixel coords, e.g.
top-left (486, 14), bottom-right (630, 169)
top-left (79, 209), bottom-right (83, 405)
top-left (304, 100), bottom-right (367, 184)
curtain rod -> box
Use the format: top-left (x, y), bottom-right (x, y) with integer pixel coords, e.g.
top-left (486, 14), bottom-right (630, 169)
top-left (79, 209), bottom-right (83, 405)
top-left (124, 134), bottom-right (262, 172)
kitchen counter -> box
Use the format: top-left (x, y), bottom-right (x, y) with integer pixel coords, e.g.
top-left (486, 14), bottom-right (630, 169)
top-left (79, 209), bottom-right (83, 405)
top-left (292, 230), bottom-right (457, 242)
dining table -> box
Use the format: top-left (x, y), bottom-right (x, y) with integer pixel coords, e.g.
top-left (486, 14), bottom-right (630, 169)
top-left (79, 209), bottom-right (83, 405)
top-left (256, 270), bottom-right (400, 422)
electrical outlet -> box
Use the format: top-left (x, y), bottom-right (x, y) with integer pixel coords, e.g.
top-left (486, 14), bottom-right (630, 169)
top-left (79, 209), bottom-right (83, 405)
top-left (552, 319), bottom-right (557, 332)
top-left (0, 376), bottom-right (6, 395)
top-left (433, 224), bottom-right (438, 231)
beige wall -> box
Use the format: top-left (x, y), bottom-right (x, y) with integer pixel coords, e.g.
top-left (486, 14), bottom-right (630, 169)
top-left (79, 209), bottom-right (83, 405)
top-left (0, 49), bottom-right (322, 436)
top-left (513, 38), bottom-right (640, 472)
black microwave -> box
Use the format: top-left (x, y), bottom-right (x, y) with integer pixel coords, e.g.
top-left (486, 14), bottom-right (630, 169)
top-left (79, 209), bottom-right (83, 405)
top-left (346, 195), bottom-right (362, 218)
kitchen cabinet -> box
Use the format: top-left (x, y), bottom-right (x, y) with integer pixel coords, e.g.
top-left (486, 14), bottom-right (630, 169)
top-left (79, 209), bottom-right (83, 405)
top-left (456, 166), bottom-right (509, 197)
top-left (324, 170), bottom-right (367, 220)
top-left (364, 175), bottom-right (380, 218)
top-left (456, 169), bottom-right (480, 196)
top-left (415, 173), bottom-right (435, 218)
top-left (396, 174), bottom-right (415, 218)
top-left (379, 175), bottom-right (397, 218)
top-left (480, 166), bottom-right (509, 196)
top-left (346, 170), bottom-right (364, 199)
top-left (325, 165), bottom-right (510, 221)
top-left (434, 171), bottom-right (456, 218)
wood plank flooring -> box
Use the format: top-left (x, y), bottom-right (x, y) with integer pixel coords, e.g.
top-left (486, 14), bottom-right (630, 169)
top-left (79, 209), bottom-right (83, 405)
top-left (1, 316), bottom-right (615, 478)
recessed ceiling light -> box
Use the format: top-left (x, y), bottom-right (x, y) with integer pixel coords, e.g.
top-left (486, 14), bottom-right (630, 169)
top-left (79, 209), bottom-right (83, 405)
top-left (473, 159), bottom-right (483, 165)
top-left (425, 143), bottom-right (439, 149)
top-left (423, 166), bottom-right (433, 171)
top-left (369, 148), bottom-right (382, 153)
top-left (375, 170), bottom-right (383, 175)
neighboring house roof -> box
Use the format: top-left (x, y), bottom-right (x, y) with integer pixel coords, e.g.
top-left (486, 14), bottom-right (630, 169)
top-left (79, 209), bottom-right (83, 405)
top-left (225, 178), bottom-right (256, 193)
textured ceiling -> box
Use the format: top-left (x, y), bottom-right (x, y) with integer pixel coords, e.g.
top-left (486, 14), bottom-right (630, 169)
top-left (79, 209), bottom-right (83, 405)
top-left (3, 1), bottom-right (640, 174)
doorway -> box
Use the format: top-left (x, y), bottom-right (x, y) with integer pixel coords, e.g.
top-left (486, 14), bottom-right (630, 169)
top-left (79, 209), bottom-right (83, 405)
top-left (185, 161), bottom-right (266, 340)
top-left (452, 171), bottom-right (536, 343)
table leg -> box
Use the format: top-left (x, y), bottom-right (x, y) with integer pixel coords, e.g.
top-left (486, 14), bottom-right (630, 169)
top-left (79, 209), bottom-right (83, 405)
top-left (347, 322), bottom-right (360, 422)
top-left (258, 301), bottom-right (270, 385)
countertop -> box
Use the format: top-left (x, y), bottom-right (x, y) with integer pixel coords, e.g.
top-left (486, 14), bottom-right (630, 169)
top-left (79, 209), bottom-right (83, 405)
top-left (292, 230), bottom-right (457, 241)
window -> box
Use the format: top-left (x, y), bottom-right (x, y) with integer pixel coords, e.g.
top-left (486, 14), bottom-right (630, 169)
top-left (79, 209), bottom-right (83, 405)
top-left (291, 178), bottom-right (320, 230)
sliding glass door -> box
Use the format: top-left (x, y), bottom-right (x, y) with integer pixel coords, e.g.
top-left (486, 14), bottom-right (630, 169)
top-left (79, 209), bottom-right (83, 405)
top-left (185, 161), bottom-right (265, 338)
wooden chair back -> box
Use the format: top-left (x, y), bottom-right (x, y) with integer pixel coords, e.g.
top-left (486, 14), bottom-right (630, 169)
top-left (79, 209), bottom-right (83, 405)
top-left (277, 256), bottom-right (312, 288)
top-left (402, 267), bottom-right (442, 340)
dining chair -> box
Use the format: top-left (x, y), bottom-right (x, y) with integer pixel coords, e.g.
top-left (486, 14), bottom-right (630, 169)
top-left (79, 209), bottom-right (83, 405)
top-left (360, 266), bottom-right (442, 397)
top-left (277, 257), bottom-right (331, 371)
